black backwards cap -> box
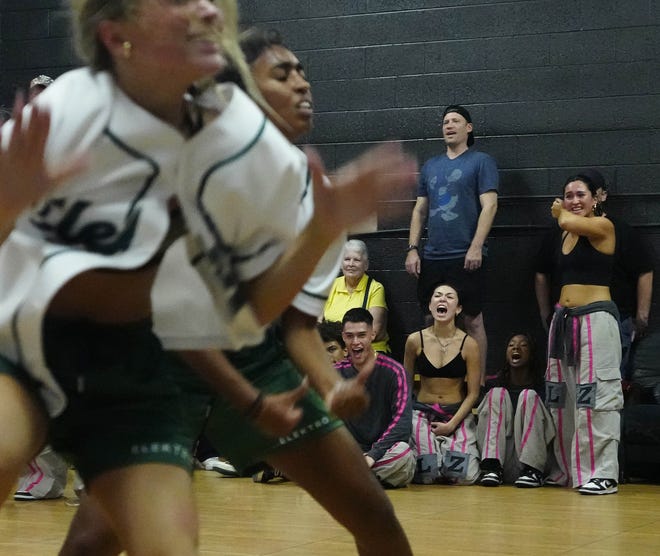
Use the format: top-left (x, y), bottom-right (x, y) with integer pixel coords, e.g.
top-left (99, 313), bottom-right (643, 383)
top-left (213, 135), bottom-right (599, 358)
top-left (442, 104), bottom-right (474, 147)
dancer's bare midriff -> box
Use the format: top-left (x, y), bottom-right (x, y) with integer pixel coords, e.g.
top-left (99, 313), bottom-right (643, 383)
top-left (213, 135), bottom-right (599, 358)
top-left (47, 264), bottom-right (159, 324)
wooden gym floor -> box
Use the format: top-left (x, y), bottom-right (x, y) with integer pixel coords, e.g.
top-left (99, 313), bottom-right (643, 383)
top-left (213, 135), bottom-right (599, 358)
top-left (0, 471), bottom-right (658, 555)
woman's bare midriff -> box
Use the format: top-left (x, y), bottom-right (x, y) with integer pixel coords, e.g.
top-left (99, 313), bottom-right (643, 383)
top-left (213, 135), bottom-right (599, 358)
top-left (417, 377), bottom-right (465, 406)
top-left (47, 265), bottom-right (159, 323)
top-left (559, 284), bottom-right (611, 308)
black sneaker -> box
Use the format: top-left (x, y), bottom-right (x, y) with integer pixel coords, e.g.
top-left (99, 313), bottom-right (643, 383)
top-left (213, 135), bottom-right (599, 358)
top-left (514, 465), bottom-right (544, 488)
top-left (252, 466), bottom-right (288, 484)
top-left (578, 478), bottom-right (618, 495)
top-left (479, 469), bottom-right (503, 487)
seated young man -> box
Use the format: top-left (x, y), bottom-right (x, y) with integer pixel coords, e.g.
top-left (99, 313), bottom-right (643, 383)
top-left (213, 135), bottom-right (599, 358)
top-left (336, 308), bottom-right (415, 488)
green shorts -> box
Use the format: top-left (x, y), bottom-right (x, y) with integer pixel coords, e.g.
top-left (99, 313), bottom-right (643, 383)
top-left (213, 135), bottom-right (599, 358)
top-left (43, 317), bottom-right (211, 483)
top-left (204, 330), bottom-right (343, 473)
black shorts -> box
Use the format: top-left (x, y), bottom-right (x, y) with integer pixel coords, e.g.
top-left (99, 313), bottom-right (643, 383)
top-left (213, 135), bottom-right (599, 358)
top-left (417, 257), bottom-right (485, 316)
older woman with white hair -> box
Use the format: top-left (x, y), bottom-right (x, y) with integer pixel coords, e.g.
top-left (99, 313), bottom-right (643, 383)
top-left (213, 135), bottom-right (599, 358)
top-left (323, 239), bottom-right (391, 353)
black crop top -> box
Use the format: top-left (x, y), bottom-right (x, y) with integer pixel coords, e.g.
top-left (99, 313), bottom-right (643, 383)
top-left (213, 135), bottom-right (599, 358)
top-left (415, 331), bottom-right (468, 379)
top-left (557, 234), bottom-right (613, 287)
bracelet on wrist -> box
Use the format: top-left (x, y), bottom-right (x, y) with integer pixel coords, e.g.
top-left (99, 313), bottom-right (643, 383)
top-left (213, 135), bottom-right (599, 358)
top-left (244, 391), bottom-right (265, 420)
top-left (406, 244), bottom-right (418, 252)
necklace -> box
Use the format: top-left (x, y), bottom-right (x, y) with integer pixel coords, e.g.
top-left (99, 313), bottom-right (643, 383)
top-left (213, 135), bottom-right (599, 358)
top-left (432, 328), bottom-right (458, 353)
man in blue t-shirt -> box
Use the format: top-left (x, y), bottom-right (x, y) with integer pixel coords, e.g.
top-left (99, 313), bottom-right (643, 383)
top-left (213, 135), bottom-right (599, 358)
top-left (405, 105), bottom-right (499, 382)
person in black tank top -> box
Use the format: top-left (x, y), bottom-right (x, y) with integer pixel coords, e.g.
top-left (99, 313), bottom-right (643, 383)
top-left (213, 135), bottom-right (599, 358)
top-left (415, 332), bottom-right (468, 379)
top-left (404, 283), bottom-right (481, 484)
top-left (546, 174), bottom-right (622, 496)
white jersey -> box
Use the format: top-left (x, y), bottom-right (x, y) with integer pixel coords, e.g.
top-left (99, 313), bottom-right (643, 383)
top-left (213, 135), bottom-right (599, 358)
top-left (152, 84), bottom-right (343, 350)
top-left (0, 70), bottom-right (341, 415)
top-left (0, 68), bottom-right (186, 416)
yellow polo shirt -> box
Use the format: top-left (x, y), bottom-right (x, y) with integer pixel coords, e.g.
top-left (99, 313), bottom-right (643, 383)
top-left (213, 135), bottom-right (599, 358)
top-left (323, 273), bottom-right (390, 353)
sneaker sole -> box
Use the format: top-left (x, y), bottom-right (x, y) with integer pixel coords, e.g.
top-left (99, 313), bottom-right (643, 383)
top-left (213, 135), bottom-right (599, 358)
top-left (515, 481), bottom-right (542, 488)
top-left (579, 487), bottom-right (618, 495)
top-left (13, 493), bottom-right (37, 501)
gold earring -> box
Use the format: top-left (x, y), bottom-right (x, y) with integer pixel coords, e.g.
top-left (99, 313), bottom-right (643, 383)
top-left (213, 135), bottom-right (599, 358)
top-left (122, 41), bottom-right (132, 59)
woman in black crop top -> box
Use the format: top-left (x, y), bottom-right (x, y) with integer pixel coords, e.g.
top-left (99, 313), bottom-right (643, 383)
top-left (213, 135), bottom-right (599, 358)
top-left (546, 174), bottom-right (623, 496)
top-left (403, 283), bottom-right (481, 484)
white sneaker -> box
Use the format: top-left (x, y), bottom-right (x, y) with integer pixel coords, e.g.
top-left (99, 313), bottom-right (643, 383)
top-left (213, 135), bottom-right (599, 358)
top-left (200, 457), bottom-right (238, 477)
top-left (578, 478), bottom-right (618, 495)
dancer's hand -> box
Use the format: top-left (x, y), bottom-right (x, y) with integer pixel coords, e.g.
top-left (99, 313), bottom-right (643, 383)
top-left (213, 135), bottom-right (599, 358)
top-left (252, 379), bottom-right (309, 437)
top-left (324, 368), bottom-right (373, 419)
top-left (306, 143), bottom-right (417, 241)
top-left (0, 94), bottom-right (86, 225)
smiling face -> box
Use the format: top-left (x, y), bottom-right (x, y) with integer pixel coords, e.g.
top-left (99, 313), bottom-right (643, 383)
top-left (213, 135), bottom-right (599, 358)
top-left (563, 179), bottom-right (596, 217)
top-left (341, 248), bottom-right (368, 283)
top-left (342, 321), bottom-right (376, 367)
top-left (428, 284), bottom-right (462, 322)
top-left (506, 334), bottom-right (531, 369)
top-left (442, 111), bottom-right (472, 148)
top-left (101, 0), bottom-right (227, 90)
top-left (250, 44), bottom-right (313, 141)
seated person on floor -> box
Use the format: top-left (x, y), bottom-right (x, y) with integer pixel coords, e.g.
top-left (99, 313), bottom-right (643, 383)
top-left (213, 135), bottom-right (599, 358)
top-left (403, 283), bottom-right (481, 485)
top-left (477, 333), bottom-right (555, 487)
top-left (335, 308), bottom-right (415, 488)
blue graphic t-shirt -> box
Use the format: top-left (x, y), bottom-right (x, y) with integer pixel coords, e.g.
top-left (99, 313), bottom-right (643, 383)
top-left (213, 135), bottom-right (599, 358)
top-left (417, 149), bottom-right (498, 260)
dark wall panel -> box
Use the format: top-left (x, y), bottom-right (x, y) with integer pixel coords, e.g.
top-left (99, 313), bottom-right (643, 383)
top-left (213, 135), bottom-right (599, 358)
top-left (235, 0), bottom-right (659, 369)
top-left (0, 0), bottom-right (73, 103)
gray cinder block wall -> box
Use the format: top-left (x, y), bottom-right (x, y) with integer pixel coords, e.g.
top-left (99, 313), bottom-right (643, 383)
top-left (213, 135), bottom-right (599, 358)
top-left (237, 0), bottom-right (660, 366)
top-left (1, 1), bottom-right (658, 368)
top-left (0, 1), bottom-right (75, 102)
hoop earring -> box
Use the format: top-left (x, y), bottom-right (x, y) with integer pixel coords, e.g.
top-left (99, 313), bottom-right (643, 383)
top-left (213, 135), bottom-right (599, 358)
top-left (122, 41), bottom-right (132, 59)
